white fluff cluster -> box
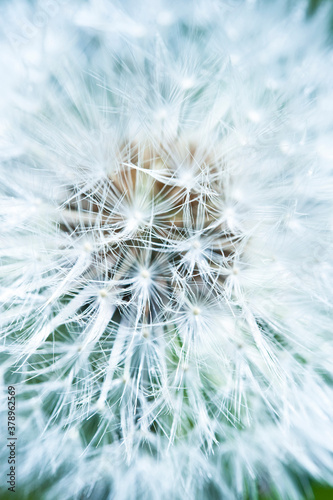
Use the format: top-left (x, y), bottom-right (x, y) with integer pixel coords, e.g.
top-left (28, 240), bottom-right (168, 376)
top-left (1, 1), bottom-right (333, 499)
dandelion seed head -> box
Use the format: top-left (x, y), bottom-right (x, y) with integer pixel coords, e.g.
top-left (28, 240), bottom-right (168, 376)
top-left (192, 306), bottom-right (201, 317)
top-left (140, 268), bottom-right (150, 280)
top-left (181, 77), bottom-right (196, 90)
top-left (83, 242), bottom-right (93, 253)
top-left (1, 0), bottom-right (333, 499)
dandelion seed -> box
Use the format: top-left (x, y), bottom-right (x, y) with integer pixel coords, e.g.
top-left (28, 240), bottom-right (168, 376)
top-left (192, 306), bottom-right (201, 316)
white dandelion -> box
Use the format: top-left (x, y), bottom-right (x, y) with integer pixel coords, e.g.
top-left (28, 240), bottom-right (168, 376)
top-left (1, 0), bottom-right (333, 499)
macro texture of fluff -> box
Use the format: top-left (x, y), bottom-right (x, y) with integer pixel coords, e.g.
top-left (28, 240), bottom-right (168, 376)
top-left (1, 0), bottom-right (333, 499)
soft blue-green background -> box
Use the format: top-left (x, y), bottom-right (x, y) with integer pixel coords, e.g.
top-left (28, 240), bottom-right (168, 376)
top-left (302, 1), bottom-right (333, 499)
top-left (1, 484), bottom-right (332, 500)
